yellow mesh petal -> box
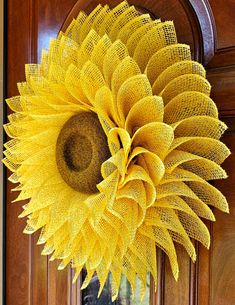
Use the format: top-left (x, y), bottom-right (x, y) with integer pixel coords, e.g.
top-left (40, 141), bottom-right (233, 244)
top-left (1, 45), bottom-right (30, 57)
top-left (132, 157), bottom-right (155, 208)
top-left (94, 86), bottom-right (118, 130)
top-left (164, 92), bottom-right (218, 124)
top-left (147, 44), bottom-right (191, 85)
top-left (181, 159), bottom-right (227, 180)
top-left (64, 64), bottom-right (92, 108)
top-left (126, 19), bottom-right (161, 56)
top-left (155, 207), bottom-right (196, 259)
top-left (170, 137), bottom-right (231, 164)
top-left (132, 122), bottom-right (174, 159)
top-left (108, 127), bottom-right (131, 156)
top-left (77, 29), bottom-right (101, 69)
top-left (133, 21), bottom-right (177, 71)
top-left (120, 164), bottom-right (156, 208)
top-left (79, 4), bottom-right (105, 42)
top-left (128, 147), bottom-right (165, 185)
top-left (17, 81), bottom-right (34, 96)
top-left (80, 61), bottom-right (105, 104)
top-left (187, 181), bottom-right (229, 212)
top-left (117, 14), bottom-right (152, 43)
top-left (178, 210), bottom-right (210, 248)
top-left (155, 195), bottom-right (215, 221)
top-left (117, 74), bottom-right (152, 123)
top-left (140, 221), bottom-right (179, 279)
top-left (6, 96), bottom-right (24, 112)
top-left (164, 150), bottom-right (228, 180)
top-left (128, 232), bottom-right (157, 281)
top-left (109, 6), bottom-right (139, 41)
top-left (161, 74), bottom-right (211, 105)
top-left (103, 40), bottom-right (129, 86)
top-left (90, 34), bottom-right (112, 72)
top-left (111, 56), bottom-right (141, 98)
top-left (184, 197), bottom-right (215, 221)
top-left (152, 60), bottom-right (206, 95)
top-left (173, 116), bottom-right (227, 139)
top-left (125, 96), bottom-right (163, 135)
top-left (65, 11), bottom-right (87, 41)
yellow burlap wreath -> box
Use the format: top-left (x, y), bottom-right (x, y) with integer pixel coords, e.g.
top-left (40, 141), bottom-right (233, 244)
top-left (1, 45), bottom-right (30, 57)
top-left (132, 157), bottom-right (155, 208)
top-left (3, 1), bottom-right (230, 300)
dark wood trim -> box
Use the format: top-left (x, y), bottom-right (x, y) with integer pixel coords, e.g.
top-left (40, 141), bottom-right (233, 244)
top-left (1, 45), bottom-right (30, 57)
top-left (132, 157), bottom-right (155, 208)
top-left (186, 0), bottom-right (215, 65)
top-left (189, 242), bottom-right (199, 305)
top-left (207, 67), bottom-right (235, 116)
top-left (207, 47), bottom-right (235, 68)
top-left (3, 0), bottom-right (8, 304)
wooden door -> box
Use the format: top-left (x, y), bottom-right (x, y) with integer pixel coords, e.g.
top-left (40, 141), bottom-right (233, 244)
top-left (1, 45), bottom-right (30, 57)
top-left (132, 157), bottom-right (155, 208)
top-left (5, 1), bottom-right (235, 305)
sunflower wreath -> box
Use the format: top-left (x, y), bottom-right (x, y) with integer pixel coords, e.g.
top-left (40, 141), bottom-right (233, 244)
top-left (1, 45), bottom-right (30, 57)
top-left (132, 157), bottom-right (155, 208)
top-left (3, 1), bottom-right (230, 301)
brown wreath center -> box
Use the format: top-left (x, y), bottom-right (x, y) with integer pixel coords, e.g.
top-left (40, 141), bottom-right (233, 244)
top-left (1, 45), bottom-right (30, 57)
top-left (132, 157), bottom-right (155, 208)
top-left (56, 112), bottom-right (110, 193)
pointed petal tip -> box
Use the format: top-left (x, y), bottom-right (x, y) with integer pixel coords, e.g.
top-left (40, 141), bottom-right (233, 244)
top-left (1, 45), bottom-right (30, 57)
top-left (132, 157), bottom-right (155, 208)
top-left (97, 288), bottom-right (103, 299)
top-left (111, 293), bottom-right (118, 302)
top-left (173, 270), bottom-right (179, 282)
top-left (191, 252), bottom-right (197, 263)
top-left (225, 207), bottom-right (230, 214)
top-left (72, 275), bottom-right (79, 284)
top-left (57, 264), bottom-right (65, 270)
top-left (80, 282), bottom-right (89, 290)
top-left (49, 255), bottom-right (55, 261)
top-left (23, 229), bottom-right (32, 235)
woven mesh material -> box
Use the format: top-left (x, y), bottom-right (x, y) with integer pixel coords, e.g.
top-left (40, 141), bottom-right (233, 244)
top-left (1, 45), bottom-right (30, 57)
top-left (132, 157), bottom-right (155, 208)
top-left (126, 19), bottom-right (161, 55)
top-left (152, 60), bottom-right (206, 95)
top-left (3, 1), bottom-right (230, 301)
top-left (147, 44), bottom-right (192, 85)
top-left (117, 14), bottom-right (152, 43)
